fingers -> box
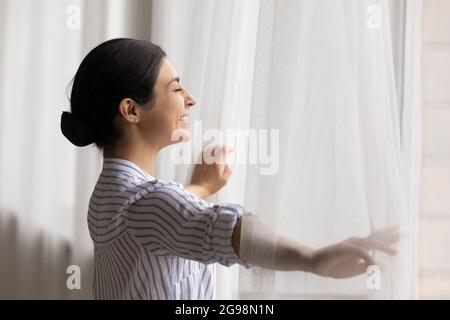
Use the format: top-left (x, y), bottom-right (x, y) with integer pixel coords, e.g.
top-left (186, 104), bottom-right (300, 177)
top-left (365, 238), bottom-right (397, 255)
top-left (217, 146), bottom-right (226, 165)
top-left (218, 145), bottom-right (234, 165)
top-left (367, 226), bottom-right (400, 245)
top-left (223, 145), bottom-right (234, 155)
top-left (350, 236), bottom-right (397, 256)
top-left (348, 226), bottom-right (399, 256)
top-left (211, 145), bottom-right (234, 162)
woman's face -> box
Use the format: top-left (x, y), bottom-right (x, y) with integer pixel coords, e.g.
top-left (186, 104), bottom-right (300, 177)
top-left (139, 58), bottom-right (196, 149)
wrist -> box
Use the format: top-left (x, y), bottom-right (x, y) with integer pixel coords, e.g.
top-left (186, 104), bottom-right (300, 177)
top-left (186, 184), bottom-right (211, 198)
top-left (304, 248), bottom-right (316, 273)
top-left (284, 243), bottom-right (316, 272)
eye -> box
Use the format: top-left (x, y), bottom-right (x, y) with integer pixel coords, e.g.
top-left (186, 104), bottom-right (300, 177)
top-left (174, 88), bottom-right (183, 92)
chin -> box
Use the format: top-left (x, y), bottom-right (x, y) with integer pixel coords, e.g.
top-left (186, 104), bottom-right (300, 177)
top-left (170, 127), bottom-right (191, 144)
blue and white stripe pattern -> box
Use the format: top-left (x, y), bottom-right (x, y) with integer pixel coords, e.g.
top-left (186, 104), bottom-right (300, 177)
top-left (87, 158), bottom-right (249, 300)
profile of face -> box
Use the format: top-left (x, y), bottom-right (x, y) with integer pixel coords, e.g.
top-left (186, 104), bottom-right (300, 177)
top-left (117, 58), bottom-right (196, 150)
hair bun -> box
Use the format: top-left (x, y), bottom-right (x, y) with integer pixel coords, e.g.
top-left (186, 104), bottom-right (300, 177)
top-left (60, 111), bottom-right (96, 147)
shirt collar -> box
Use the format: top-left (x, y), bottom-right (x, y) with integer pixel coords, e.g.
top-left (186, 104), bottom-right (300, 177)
top-left (102, 158), bottom-right (155, 182)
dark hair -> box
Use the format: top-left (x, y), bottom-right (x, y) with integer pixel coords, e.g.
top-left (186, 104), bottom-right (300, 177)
top-left (60, 38), bottom-right (166, 149)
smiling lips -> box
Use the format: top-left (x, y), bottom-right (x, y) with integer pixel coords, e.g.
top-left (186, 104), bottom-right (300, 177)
top-left (180, 115), bottom-right (189, 123)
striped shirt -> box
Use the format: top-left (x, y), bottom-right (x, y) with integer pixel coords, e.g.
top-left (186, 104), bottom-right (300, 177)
top-left (87, 158), bottom-right (250, 300)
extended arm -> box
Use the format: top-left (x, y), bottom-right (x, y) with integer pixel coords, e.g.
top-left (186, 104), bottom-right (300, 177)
top-left (233, 214), bottom-right (398, 278)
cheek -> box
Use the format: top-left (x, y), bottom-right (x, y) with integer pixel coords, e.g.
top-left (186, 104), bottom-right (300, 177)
top-left (156, 102), bottom-right (182, 136)
top-left (143, 95), bottom-right (185, 140)
top-left (140, 107), bottom-right (169, 136)
top-left (166, 96), bottom-right (185, 121)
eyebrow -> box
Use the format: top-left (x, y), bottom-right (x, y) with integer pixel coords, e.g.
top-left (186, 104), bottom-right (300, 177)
top-left (167, 77), bottom-right (180, 86)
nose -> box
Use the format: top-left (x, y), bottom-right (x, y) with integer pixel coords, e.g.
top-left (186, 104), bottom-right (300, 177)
top-left (185, 90), bottom-right (196, 109)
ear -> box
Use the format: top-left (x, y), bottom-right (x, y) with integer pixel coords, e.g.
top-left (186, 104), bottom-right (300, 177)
top-left (117, 98), bottom-right (140, 124)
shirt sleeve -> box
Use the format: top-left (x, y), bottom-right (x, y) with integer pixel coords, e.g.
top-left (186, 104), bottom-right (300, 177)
top-left (125, 182), bottom-right (251, 269)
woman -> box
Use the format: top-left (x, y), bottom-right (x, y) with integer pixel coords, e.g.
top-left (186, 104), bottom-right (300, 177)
top-left (61, 38), bottom-right (397, 300)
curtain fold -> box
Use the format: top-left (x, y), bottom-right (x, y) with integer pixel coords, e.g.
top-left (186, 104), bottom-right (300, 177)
top-left (150, 0), bottom-right (261, 299)
top-left (0, 0), bottom-right (153, 299)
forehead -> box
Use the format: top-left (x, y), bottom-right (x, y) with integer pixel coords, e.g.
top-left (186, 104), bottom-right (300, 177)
top-left (158, 58), bottom-right (178, 82)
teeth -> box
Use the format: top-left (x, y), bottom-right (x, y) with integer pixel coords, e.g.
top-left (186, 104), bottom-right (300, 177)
top-left (180, 115), bottom-right (188, 122)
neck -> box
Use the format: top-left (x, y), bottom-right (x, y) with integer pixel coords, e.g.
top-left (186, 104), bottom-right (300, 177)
top-left (103, 140), bottom-right (158, 176)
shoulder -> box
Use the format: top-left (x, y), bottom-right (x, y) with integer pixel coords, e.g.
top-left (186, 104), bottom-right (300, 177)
top-left (131, 179), bottom-right (213, 211)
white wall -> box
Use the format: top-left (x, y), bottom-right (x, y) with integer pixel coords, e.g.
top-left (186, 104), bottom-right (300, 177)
top-left (420, 0), bottom-right (450, 299)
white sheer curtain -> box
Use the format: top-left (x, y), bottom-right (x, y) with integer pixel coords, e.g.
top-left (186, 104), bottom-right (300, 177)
top-left (151, 0), bottom-right (422, 299)
top-left (149, 0), bottom-right (261, 299)
top-left (0, 0), bottom-right (421, 299)
top-left (238, 0), bottom-right (422, 299)
top-left (0, 0), bottom-right (152, 299)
